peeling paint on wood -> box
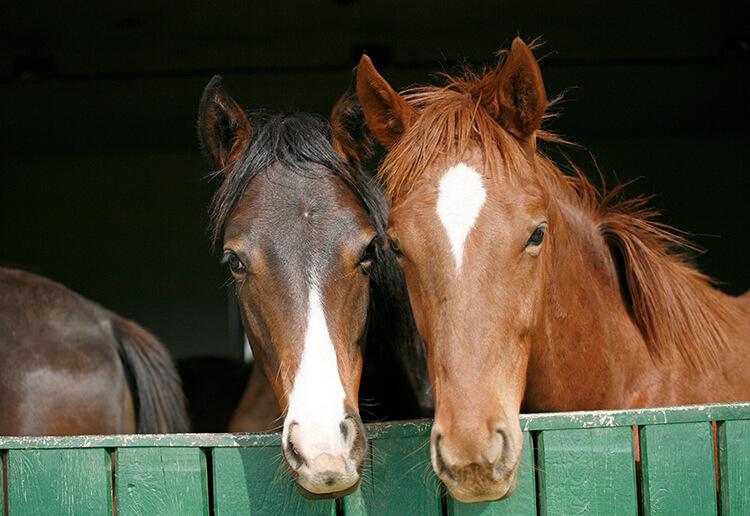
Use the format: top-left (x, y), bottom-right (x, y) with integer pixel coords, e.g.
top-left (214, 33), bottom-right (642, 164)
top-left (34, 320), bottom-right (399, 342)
top-left (718, 419), bottom-right (750, 515)
top-left (0, 403), bottom-right (746, 514)
top-left (7, 448), bottom-right (112, 516)
top-left (537, 427), bottom-right (636, 515)
top-left (0, 403), bottom-right (744, 449)
top-left (639, 422), bottom-right (717, 515)
top-left (115, 447), bottom-right (209, 516)
top-left (212, 447), bottom-right (335, 516)
top-left (343, 431), bottom-right (441, 515)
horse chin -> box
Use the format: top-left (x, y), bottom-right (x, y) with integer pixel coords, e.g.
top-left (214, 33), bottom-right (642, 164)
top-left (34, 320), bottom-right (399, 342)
top-left (295, 478), bottom-right (361, 500)
top-left (442, 468), bottom-right (518, 504)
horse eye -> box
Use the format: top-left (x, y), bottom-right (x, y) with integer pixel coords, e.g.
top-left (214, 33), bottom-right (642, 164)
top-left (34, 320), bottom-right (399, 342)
top-left (389, 238), bottom-right (404, 258)
top-left (526, 225), bottom-right (546, 247)
top-left (359, 237), bottom-right (378, 272)
top-left (222, 251), bottom-right (246, 273)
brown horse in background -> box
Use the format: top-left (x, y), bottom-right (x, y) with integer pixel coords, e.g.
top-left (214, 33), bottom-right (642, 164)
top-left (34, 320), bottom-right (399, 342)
top-left (0, 268), bottom-right (189, 435)
top-left (356, 38), bottom-right (750, 502)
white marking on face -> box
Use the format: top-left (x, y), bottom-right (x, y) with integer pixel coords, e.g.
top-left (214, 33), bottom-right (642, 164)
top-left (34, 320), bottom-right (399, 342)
top-left (283, 282), bottom-right (348, 456)
top-left (436, 162), bottom-right (487, 269)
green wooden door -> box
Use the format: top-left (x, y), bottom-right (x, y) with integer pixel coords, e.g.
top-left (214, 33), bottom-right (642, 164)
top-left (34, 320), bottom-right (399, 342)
top-left (0, 402), bottom-right (746, 515)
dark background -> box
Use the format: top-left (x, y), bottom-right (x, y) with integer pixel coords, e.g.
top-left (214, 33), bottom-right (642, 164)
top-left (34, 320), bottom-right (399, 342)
top-left (2, 2), bottom-right (748, 360)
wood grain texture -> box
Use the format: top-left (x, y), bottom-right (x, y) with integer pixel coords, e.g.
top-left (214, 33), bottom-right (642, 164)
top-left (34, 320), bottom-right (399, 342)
top-left (719, 419), bottom-right (750, 515)
top-left (639, 422), bottom-right (717, 515)
top-left (212, 447), bottom-right (335, 516)
top-left (115, 447), bottom-right (209, 516)
top-left (446, 432), bottom-right (537, 515)
top-left (521, 402), bottom-right (750, 432)
top-left (6, 448), bottom-right (112, 516)
top-left (0, 403), bottom-right (744, 449)
top-left (343, 433), bottom-right (441, 515)
top-left (0, 451), bottom-right (4, 514)
top-left (536, 426), bottom-right (636, 515)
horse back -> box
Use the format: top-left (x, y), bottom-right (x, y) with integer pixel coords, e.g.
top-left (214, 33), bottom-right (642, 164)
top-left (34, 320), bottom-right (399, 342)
top-left (0, 268), bottom-right (133, 435)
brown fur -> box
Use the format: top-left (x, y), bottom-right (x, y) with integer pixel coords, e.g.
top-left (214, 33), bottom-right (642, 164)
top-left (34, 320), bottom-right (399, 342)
top-left (0, 268), bottom-right (189, 436)
top-left (356, 37), bottom-right (750, 502)
top-left (370, 49), bottom-right (743, 372)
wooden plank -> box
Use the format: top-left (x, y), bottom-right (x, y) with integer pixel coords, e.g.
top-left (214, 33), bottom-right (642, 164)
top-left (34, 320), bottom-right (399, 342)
top-left (212, 447), bottom-right (335, 516)
top-left (343, 433), bottom-right (440, 515)
top-left (0, 403), bottom-right (746, 450)
top-left (521, 402), bottom-right (750, 432)
top-left (6, 448), bottom-right (112, 516)
top-left (719, 419), bottom-right (750, 515)
top-left (0, 451), bottom-right (4, 516)
top-left (639, 422), bottom-right (717, 515)
top-left (115, 447), bottom-right (209, 516)
top-left (446, 432), bottom-right (536, 515)
top-left (536, 426), bottom-right (636, 515)
top-left (0, 432), bottom-right (282, 449)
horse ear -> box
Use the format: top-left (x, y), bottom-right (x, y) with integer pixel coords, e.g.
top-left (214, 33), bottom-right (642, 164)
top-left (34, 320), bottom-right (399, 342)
top-left (356, 54), bottom-right (416, 148)
top-left (330, 69), bottom-right (374, 166)
top-left (478, 38), bottom-right (547, 140)
top-left (197, 75), bottom-right (252, 170)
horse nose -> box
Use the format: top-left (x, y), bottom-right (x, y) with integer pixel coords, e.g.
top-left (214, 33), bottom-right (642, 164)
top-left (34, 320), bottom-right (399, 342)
top-left (283, 415), bottom-right (366, 496)
top-left (431, 419), bottom-right (518, 502)
top-left (433, 419), bottom-right (507, 468)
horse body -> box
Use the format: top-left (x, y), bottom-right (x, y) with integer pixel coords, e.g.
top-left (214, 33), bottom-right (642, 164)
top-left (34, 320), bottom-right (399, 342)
top-left (355, 38), bottom-right (750, 502)
top-left (523, 189), bottom-right (750, 413)
top-left (0, 268), bottom-right (189, 435)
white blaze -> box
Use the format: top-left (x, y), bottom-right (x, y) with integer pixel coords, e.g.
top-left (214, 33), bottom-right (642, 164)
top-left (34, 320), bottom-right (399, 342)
top-left (436, 163), bottom-right (487, 269)
top-left (283, 283), bottom-right (347, 455)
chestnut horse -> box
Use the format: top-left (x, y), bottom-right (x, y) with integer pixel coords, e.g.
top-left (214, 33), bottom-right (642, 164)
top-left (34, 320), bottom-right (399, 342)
top-left (0, 268), bottom-right (189, 435)
top-left (356, 38), bottom-right (750, 502)
top-left (197, 76), bottom-right (429, 497)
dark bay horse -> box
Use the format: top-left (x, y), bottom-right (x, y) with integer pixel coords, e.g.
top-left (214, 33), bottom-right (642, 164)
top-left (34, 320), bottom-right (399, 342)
top-left (355, 38), bottom-right (750, 502)
top-left (197, 76), bottom-right (429, 497)
top-left (0, 268), bottom-right (189, 435)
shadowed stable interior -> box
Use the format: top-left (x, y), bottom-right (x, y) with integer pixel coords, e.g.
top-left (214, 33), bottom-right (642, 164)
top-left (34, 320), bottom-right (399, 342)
top-left (1, 3), bottom-right (748, 392)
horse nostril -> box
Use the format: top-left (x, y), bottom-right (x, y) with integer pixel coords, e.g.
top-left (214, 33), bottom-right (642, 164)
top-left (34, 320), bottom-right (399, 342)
top-left (491, 425), bottom-right (510, 466)
top-left (340, 420), bottom-right (349, 441)
top-left (493, 462), bottom-right (510, 481)
top-left (433, 434), bottom-right (456, 482)
top-left (285, 441), bottom-right (305, 470)
top-left (496, 428), bottom-right (506, 447)
top-left (284, 421), bottom-right (306, 470)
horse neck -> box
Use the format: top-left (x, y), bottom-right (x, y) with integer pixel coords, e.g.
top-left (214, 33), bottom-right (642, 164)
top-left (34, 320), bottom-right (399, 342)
top-left (523, 196), bottom-right (663, 411)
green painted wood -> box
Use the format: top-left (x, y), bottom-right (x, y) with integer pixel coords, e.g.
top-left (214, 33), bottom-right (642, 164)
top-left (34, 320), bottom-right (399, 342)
top-left (344, 432), bottom-right (440, 515)
top-left (6, 448), bottom-right (112, 516)
top-left (115, 447), bottom-right (209, 516)
top-left (639, 422), bottom-right (717, 515)
top-left (446, 432), bottom-right (536, 515)
top-left (212, 447), bottom-right (335, 515)
top-left (536, 426), bottom-right (636, 515)
top-left (0, 403), bottom-right (745, 450)
top-left (521, 402), bottom-right (750, 432)
top-left (719, 419), bottom-right (750, 515)
top-left (0, 451), bottom-right (4, 515)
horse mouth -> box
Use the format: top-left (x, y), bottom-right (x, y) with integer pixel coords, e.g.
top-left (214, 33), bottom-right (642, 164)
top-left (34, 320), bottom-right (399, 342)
top-left (295, 479), bottom-right (361, 499)
top-left (443, 473), bottom-right (518, 503)
top-left (438, 458), bottom-right (520, 503)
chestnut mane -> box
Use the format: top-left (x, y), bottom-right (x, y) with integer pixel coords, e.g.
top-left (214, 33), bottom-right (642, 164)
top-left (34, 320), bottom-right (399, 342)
top-left (378, 60), bottom-right (741, 368)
